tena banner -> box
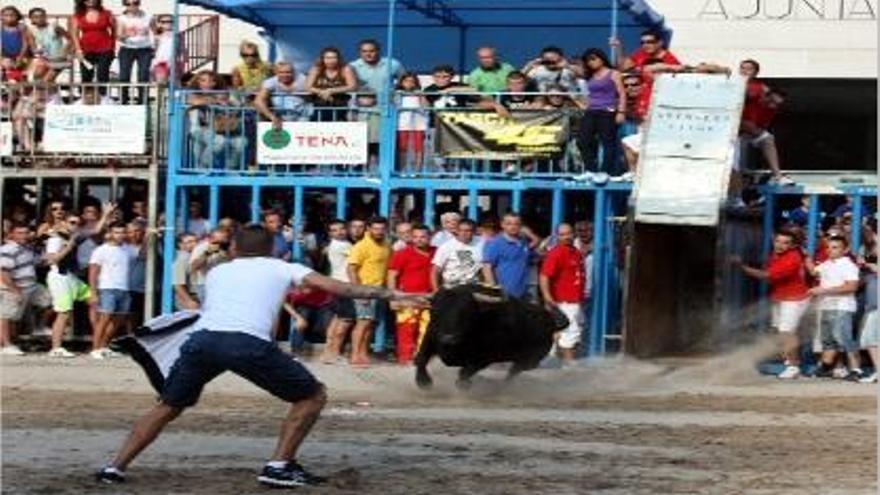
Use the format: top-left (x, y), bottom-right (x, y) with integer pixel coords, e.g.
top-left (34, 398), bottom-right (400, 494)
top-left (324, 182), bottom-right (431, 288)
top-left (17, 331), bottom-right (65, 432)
top-left (435, 110), bottom-right (570, 159)
top-left (43, 104), bottom-right (147, 154)
top-left (257, 121), bottom-right (368, 165)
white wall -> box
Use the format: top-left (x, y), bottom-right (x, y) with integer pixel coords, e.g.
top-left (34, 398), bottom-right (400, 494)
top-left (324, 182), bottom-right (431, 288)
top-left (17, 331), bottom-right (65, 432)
top-left (646, 0), bottom-right (878, 78)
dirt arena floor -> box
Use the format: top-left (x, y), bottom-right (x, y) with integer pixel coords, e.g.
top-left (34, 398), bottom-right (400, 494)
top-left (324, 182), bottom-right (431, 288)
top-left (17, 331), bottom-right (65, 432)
top-left (2, 341), bottom-right (877, 494)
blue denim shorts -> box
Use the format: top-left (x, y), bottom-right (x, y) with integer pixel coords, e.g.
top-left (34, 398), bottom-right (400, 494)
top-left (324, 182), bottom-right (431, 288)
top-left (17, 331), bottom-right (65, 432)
top-left (161, 330), bottom-right (321, 408)
top-left (98, 289), bottom-right (131, 314)
top-left (354, 298), bottom-right (379, 320)
top-left (819, 310), bottom-right (856, 353)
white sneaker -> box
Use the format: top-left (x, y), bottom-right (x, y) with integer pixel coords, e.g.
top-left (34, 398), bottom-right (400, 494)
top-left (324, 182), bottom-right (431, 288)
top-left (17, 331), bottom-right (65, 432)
top-left (620, 171), bottom-right (635, 182)
top-left (832, 366), bottom-right (850, 379)
top-left (48, 347), bottom-right (76, 358)
top-left (592, 172), bottom-right (610, 184)
top-left (89, 349), bottom-right (106, 360)
top-left (771, 175), bottom-right (795, 186)
top-left (572, 171), bottom-right (595, 182)
top-left (777, 365), bottom-right (801, 380)
top-left (859, 372), bottom-right (878, 384)
top-left (1, 345), bottom-right (25, 356)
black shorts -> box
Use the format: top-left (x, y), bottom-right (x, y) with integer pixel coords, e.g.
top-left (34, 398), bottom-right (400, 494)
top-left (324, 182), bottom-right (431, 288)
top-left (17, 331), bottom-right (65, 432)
top-left (332, 297), bottom-right (357, 320)
top-left (161, 330), bottom-right (321, 408)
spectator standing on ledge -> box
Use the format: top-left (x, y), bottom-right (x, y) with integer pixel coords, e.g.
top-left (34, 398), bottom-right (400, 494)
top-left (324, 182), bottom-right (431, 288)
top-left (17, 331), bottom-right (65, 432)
top-left (71, 0), bottom-right (116, 89)
top-left (522, 46), bottom-right (579, 92)
top-left (1, 223), bottom-right (51, 356)
top-left (115, 0), bottom-right (153, 104)
top-left (539, 223), bottom-right (585, 362)
top-left (321, 219), bottom-right (355, 364)
top-left (481, 213), bottom-right (539, 300)
top-left (348, 39), bottom-right (404, 95)
top-left (27, 7), bottom-right (73, 82)
top-left (305, 46), bottom-right (357, 122)
top-left (1, 6), bottom-right (32, 82)
top-left (432, 218), bottom-right (482, 290)
top-left (254, 62), bottom-right (311, 129)
top-left (806, 236), bottom-right (863, 380)
top-left (612, 30), bottom-right (680, 72)
top-left (231, 41), bottom-right (271, 92)
top-left (467, 46), bottom-right (514, 95)
top-left (88, 223), bottom-right (137, 360)
top-left (738, 58), bottom-right (792, 185)
top-left (734, 229), bottom-right (811, 379)
top-left (150, 14), bottom-right (173, 83)
top-left (576, 48), bottom-right (627, 179)
top-left (346, 216), bottom-right (392, 366)
top-left (172, 233), bottom-right (199, 310)
top-left (387, 225), bottom-right (435, 364)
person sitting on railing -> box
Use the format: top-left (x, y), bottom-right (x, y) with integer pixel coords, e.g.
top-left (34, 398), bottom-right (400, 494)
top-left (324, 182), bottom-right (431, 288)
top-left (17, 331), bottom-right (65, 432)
top-left (737, 59), bottom-right (793, 186)
top-left (348, 38), bottom-right (405, 95)
top-left (254, 61), bottom-right (311, 130)
top-left (27, 8), bottom-right (73, 83)
top-left (467, 46), bottom-right (515, 95)
top-left (522, 46), bottom-right (579, 93)
top-left (186, 69), bottom-right (247, 170)
top-left (231, 40), bottom-right (271, 93)
top-left (150, 15), bottom-right (173, 84)
top-left (395, 72), bottom-right (428, 173)
top-left (115, 0), bottom-right (154, 104)
top-left (305, 46), bottom-right (357, 122)
top-left (1, 6), bottom-right (33, 83)
top-left (71, 0), bottom-right (116, 92)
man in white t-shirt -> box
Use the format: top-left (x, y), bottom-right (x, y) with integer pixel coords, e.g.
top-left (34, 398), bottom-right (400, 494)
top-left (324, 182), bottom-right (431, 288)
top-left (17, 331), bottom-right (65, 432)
top-left (96, 224), bottom-right (426, 487)
top-left (321, 219), bottom-right (354, 363)
top-left (432, 219), bottom-right (482, 291)
top-left (807, 236), bottom-right (863, 379)
top-left (44, 214), bottom-right (91, 358)
top-left (88, 223), bottom-right (138, 360)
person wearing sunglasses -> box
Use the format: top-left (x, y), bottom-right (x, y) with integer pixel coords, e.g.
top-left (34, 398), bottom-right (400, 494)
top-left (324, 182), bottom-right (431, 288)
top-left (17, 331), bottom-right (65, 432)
top-left (150, 15), bottom-right (173, 83)
top-left (231, 40), bottom-right (271, 92)
top-left (610, 29), bottom-right (680, 72)
top-left (116, 0), bottom-right (153, 103)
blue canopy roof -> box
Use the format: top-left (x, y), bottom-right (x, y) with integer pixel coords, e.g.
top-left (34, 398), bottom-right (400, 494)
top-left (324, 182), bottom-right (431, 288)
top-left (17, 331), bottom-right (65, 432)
top-left (180, 0), bottom-right (671, 73)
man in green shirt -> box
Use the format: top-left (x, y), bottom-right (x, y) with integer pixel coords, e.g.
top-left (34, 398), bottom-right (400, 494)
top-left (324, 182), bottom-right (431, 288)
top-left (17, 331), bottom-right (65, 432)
top-left (467, 46), bottom-right (515, 94)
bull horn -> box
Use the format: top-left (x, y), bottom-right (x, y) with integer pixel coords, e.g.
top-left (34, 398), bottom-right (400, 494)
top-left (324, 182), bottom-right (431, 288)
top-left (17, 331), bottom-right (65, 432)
top-left (471, 292), bottom-right (505, 304)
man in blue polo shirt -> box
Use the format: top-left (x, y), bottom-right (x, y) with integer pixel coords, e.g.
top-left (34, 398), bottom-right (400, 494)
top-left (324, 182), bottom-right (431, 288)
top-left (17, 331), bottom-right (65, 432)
top-left (481, 213), bottom-right (539, 299)
top-left (348, 39), bottom-right (405, 95)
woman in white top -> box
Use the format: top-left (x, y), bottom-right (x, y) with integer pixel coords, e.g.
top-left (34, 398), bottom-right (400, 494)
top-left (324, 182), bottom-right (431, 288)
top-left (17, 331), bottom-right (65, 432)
top-left (115, 0), bottom-right (153, 103)
top-left (395, 72), bottom-right (428, 173)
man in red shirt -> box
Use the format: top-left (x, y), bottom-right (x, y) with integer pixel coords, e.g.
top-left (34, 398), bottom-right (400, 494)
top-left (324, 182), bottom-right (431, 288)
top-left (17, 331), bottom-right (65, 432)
top-left (734, 229), bottom-right (810, 379)
top-left (387, 225), bottom-right (435, 364)
top-left (539, 223), bottom-right (585, 362)
top-left (737, 59), bottom-right (792, 186)
top-left (612, 30), bottom-right (681, 72)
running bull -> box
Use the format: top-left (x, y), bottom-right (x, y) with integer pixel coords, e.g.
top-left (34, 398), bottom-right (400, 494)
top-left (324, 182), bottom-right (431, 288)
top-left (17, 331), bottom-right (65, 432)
top-left (415, 285), bottom-right (569, 389)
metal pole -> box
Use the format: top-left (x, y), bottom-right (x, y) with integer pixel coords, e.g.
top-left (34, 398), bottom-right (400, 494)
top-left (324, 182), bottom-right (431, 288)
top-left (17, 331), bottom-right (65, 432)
top-left (851, 193), bottom-right (863, 255)
top-left (512, 188), bottom-right (522, 213)
top-left (610, 0), bottom-right (619, 65)
top-left (293, 185), bottom-right (304, 261)
top-left (169, 0), bottom-right (181, 87)
top-left (424, 188), bottom-right (435, 228)
top-left (250, 184), bottom-right (261, 224)
top-left (806, 194), bottom-right (820, 257)
top-left (467, 188), bottom-right (479, 220)
top-left (208, 184), bottom-right (219, 227)
top-left (551, 186), bottom-right (564, 229)
top-left (588, 187), bottom-right (607, 356)
top-left (759, 190), bottom-right (775, 299)
top-left (336, 186), bottom-right (347, 219)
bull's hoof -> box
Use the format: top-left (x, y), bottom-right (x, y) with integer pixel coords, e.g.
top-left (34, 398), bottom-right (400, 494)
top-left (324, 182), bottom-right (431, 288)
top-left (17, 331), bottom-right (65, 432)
top-left (455, 377), bottom-right (473, 390)
top-left (415, 372), bottom-right (433, 390)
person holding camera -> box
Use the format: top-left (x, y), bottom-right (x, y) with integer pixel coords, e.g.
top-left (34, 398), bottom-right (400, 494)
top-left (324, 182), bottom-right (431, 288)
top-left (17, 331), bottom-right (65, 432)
top-left (522, 46), bottom-right (579, 93)
top-left (188, 228), bottom-right (231, 304)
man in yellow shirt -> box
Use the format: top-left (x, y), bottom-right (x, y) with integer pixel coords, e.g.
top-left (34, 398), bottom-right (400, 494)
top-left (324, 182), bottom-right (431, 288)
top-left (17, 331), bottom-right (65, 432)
top-left (347, 216), bottom-right (391, 366)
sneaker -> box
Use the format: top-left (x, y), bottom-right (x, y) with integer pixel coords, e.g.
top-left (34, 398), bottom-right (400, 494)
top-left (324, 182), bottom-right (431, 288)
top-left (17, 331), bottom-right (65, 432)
top-left (813, 364), bottom-right (834, 378)
top-left (1, 345), bottom-right (25, 356)
top-left (859, 372), bottom-right (878, 384)
top-left (95, 465), bottom-right (125, 484)
top-left (592, 172), bottom-right (610, 185)
top-left (89, 349), bottom-right (106, 360)
top-left (832, 366), bottom-right (850, 379)
top-left (777, 365), bottom-right (801, 380)
top-left (620, 171), bottom-right (635, 182)
top-left (48, 347), bottom-right (76, 358)
top-left (844, 368), bottom-right (864, 382)
top-left (771, 175), bottom-right (795, 186)
top-left (572, 171), bottom-right (595, 182)
top-left (257, 462), bottom-right (326, 488)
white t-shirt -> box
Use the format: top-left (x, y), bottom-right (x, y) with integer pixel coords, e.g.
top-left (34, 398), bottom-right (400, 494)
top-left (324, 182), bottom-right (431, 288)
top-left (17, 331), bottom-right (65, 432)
top-left (197, 258), bottom-right (314, 341)
top-left (432, 237), bottom-right (482, 288)
top-left (431, 230), bottom-right (455, 248)
top-left (89, 243), bottom-right (136, 290)
top-left (326, 239), bottom-right (352, 282)
top-left (816, 256), bottom-right (860, 312)
top-left (45, 235), bottom-right (66, 275)
top-left (397, 95), bottom-right (428, 131)
top-left (117, 11), bottom-right (153, 49)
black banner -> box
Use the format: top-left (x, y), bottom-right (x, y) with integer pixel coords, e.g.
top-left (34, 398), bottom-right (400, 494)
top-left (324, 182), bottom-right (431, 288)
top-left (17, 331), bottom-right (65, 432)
top-left (435, 110), bottom-right (571, 159)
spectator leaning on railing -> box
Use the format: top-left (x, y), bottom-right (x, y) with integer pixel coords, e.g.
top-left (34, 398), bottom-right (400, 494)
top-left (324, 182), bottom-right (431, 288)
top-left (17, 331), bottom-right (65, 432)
top-left (231, 40), bottom-right (271, 92)
top-left (1, 6), bottom-right (33, 83)
top-left (186, 70), bottom-right (247, 169)
top-left (348, 39), bottom-right (404, 95)
top-left (254, 61), bottom-right (310, 129)
top-left (71, 0), bottom-right (116, 90)
top-left (467, 46), bottom-right (515, 94)
top-left (116, 0), bottom-right (153, 103)
top-left (27, 7), bottom-right (73, 83)
top-left (521, 46), bottom-right (579, 93)
top-left (304, 46), bottom-right (357, 122)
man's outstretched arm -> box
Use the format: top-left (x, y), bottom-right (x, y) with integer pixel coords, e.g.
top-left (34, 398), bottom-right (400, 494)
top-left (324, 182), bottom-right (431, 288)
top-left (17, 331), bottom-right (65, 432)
top-left (302, 272), bottom-right (425, 302)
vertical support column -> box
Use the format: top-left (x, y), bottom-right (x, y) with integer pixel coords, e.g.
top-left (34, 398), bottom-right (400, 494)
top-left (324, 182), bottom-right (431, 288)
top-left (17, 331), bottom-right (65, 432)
top-left (336, 186), bottom-right (347, 219)
top-left (72, 176), bottom-right (82, 212)
top-left (759, 190), bottom-right (776, 299)
top-left (806, 194), bottom-right (820, 256)
top-left (851, 193), bottom-right (863, 255)
top-left (511, 188), bottom-right (522, 213)
top-left (208, 184), bottom-right (220, 227)
top-left (551, 186), bottom-right (564, 230)
top-left (588, 187), bottom-right (607, 356)
top-left (424, 188), bottom-right (435, 228)
top-left (176, 187), bottom-right (187, 232)
top-left (34, 178), bottom-right (44, 224)
top-left (292, 185), bottom-right (304, 262)
top-left (110, 176), bottom-right (119, 203)
top-left (144, 161), bottom-right (160, 319)
top-left (162, 53), bottom-right (184, 313)
top-left (250, 184), bottom-right (261, 224)
top-left (467, 188), bottom-right (479, 220)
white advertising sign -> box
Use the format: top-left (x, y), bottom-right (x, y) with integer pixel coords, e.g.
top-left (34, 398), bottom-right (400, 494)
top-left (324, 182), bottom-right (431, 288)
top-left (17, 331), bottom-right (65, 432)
top-left (634, 74), bottom-right (747, 226)
top-left (43, 104), bottom-right (147, 154)
top-left (257, 121), bottom-right (368, 165)
top-left (0, 122), bottom-right (11, 157)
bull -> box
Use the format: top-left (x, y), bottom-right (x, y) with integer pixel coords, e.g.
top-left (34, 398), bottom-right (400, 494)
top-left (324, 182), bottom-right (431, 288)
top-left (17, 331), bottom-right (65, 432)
top-left (414, 284), bottom-right (569, 389)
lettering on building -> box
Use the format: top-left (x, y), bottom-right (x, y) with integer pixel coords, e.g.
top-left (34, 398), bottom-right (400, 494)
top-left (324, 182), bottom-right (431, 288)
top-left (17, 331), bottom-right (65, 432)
top-left (698, 0), bottom-right (877, 20)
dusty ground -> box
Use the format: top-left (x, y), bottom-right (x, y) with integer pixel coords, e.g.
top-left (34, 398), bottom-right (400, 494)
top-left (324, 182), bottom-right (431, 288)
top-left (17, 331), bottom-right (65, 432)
top-left (1, 342), bottom-right (877, 494)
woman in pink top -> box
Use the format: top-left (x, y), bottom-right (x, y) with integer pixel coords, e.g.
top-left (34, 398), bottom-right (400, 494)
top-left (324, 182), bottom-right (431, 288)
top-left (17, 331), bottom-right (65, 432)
top-left (70, 0), bottom-right (116, 90)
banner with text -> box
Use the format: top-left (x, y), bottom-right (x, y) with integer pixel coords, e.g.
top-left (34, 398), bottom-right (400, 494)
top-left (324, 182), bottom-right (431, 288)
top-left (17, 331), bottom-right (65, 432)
top-left (435, 110), bottom-right (570, 159)
top-left (257, 122), bottom-right (368, 165)
top-left (43, 104), bottom-right (147, 154)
